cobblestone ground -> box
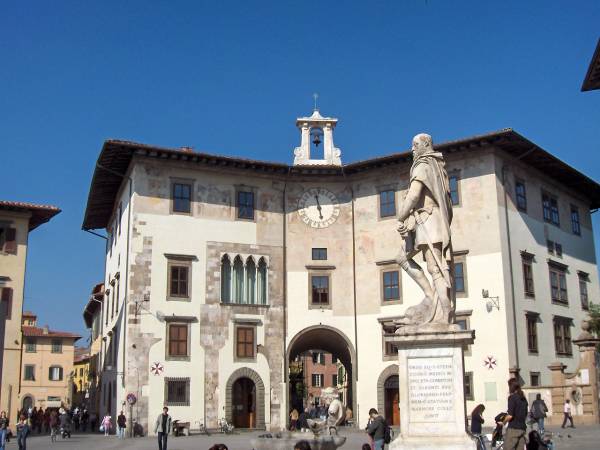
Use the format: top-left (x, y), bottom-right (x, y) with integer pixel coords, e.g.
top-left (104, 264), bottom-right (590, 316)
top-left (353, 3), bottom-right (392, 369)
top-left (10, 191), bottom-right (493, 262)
top-left (17, 426), bottom-right (600, 450)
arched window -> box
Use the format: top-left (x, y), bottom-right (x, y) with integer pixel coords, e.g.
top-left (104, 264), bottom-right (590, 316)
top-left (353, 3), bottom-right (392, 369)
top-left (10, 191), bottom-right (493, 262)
top-left (257, 258), bottom-right (268, 305)
top-left (246, 257), bottom-right (256, 304)
top-left (221, 255), bottom-right (231, 303)
top-left (232, 256), bottom-right (244, 303)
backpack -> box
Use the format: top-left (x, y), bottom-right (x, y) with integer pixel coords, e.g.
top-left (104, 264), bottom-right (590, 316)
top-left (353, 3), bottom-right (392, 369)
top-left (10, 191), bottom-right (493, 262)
top-left (384, 423), bottom-right (393, 444)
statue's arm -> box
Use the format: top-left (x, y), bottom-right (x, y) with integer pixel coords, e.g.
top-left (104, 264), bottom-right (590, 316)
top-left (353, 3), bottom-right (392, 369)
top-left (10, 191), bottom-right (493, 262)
top-left (397, 180), bottom-right (423, 222)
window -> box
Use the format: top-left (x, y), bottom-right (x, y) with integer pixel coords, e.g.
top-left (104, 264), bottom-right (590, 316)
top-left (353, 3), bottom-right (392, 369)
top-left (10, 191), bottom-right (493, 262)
top-left (111, 281), bottom-right (115, 319)
top-left (312, 248), bottom-right (327, 260)
top-left (313, 396), bottom-right (321, 407)
top-left (530, 372), bottom-right (540, 387)
top-left (221, 254), bottom-right (268, 305)
top-left (0, 226), bottom-right (16, 254)
top-left (0, 287), bottom-right (13, 319)
top-left (312, 352), bottom-right (324, 365)
top-left (526, 315), bottom-right (538, 353)
top-left (579, 273), bottom-right (589, 310)
top-left (79, 368), bottom-right (84, 377)
top-left (237, 191), bottom-right (255, 220)
top-left (221, 255), bottom-right (232, 303)
top-left (384, 341), bottom-right (398, 357)
top-left (464, 371), bottom-right (474, 401)
top-left (24, 365), bottom-right (35, 381)
top-left (549, 266), bottom-right (568, 305)
top-left (311, 374), bottom-right (324, 387)
top-left (542, 193), bottom-right (559, 226)
top-left (104, 289), bottom-right (110, 326)
top-left (522, 257), bottom-right (535, 297)
top-left (51, 339), bottom-right (62, 354)
top-left (455, 312), bottom-right (472, 354)
top-left (449, 175), bottom-right (460, 206)
top-left (546, 240), bottom-right (554, 254)
top-left (167, 324), bottom-right (189, 358)
top-left (382, 270), bottom-right (400, 301)
top-left (49, 366), bottom-right (63, 381)
top-left (515, 181), bottom-right (527, 212)
top-left (555, 243), bottom-right (563, 258)
top-left (172, 183), bottom-right (192, 213)
top-left (236, 326), bottom-right (255, 359)
top-left (257, 258), bottom-right (268, 305)
top-left (571, 206), bottom-right (581, 235)
top-left (25, 338), bottom-right (36, 353)
top-left (165, 377), bottom-right (190, 406)
top-left (454, 262), bottom-right (465, 294)
top-left (332, 374), bottom-right (338, 386)
top-left (117, 203), bottom-right (122, 236)
top-left (169, 265), bottom-right (189, 298)
top-left (115, 277), bottom-right (120, 314)
top-left (245, 258), bottom-right (256, 304)
top-left (379, 190), bottom-right (396, 218)
top-left (311, 275), bottom-right (330, 305)
top-left (553, 318), bottom-right (572, 356)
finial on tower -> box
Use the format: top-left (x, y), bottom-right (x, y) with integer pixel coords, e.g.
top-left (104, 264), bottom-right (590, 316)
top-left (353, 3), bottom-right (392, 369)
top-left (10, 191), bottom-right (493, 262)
top-left (313, 93), bottom-right (319, 111)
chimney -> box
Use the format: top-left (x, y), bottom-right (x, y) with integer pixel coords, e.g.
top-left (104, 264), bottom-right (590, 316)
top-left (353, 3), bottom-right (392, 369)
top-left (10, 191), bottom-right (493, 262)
top-left (43, 325), bottom-right (49, 335)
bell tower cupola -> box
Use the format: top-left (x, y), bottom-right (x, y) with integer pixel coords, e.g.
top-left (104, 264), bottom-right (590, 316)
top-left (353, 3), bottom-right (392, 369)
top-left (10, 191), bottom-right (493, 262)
top-left (293, 99), bottom-right (342, 166)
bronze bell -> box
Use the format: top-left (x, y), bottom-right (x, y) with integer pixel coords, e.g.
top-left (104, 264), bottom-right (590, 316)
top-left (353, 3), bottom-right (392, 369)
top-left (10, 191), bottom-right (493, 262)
top-left (311, 128), bottom-right (323, 147)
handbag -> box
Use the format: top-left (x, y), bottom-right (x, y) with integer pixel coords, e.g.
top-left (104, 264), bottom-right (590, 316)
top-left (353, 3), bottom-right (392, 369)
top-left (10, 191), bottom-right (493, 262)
top-left (99, 425), bottom-right (105, 432)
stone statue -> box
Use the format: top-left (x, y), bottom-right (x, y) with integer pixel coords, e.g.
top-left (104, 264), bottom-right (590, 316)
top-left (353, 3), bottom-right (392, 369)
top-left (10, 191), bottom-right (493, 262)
top-left (395, 133), bottom-right (454, 329)
top-left (306, 387), bottom-right (345, 436)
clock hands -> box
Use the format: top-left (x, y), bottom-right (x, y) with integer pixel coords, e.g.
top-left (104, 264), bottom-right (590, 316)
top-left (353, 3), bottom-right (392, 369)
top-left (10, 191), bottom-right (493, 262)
top-left (314, 195), bottom-right (323, 219)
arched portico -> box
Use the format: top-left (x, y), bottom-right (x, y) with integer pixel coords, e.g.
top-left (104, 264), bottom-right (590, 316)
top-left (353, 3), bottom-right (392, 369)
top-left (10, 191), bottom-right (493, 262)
top-left (225, 367), bottom-right (265, 429)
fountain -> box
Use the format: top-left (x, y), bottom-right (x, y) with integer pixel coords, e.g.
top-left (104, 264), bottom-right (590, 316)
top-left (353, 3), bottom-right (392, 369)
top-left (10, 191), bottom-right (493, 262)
top-left (251, 388), bottom-right (347, 450)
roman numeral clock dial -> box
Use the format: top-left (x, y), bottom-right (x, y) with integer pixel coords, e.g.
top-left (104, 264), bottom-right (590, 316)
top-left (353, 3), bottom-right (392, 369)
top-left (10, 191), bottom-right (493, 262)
top-left (297, 188), bottom-right (340, 228)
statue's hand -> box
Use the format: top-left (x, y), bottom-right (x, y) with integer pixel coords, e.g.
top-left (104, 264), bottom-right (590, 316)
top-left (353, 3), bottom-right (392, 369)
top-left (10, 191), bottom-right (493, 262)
top-left (397, 222), bottom-right (408, 235)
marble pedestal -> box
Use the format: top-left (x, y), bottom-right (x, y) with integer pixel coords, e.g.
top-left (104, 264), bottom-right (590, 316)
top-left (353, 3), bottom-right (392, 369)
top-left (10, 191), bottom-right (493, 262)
top-left (386, 329), bottom-right (476, 450)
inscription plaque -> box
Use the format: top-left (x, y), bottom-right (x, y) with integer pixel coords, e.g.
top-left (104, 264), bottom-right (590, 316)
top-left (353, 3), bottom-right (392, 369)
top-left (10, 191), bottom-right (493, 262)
top-left (407, 356), bottom-right (455, 423)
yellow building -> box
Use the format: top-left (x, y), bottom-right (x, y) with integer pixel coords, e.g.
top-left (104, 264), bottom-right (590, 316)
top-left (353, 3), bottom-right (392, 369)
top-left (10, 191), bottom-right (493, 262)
top-left (71, 347), bottom-right (91, 407)
top-left (20, 312), bottom-right (80, 411)
top-left (0, 200), bottom-right (60, 421)
top-left (82, 283), bottom-right (104, 415)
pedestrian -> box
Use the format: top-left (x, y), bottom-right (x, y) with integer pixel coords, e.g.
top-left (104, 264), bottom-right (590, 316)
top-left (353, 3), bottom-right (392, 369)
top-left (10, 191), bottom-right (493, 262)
top-left (470, 404), bottom-right (486, 450)
top-left (491, 411), bottom-right (507, 447)
top-left (530, 394), bottom-right (548, 434)
top-left (294, 440), bottom-right (312, 450)
top-left (561, 399), bottom-right (575, 428)
top-left (16, 414), bottom-right (29, 450)
top-left (366, 408), bottom-right (386, 450)
top-left (0, 411), bottom-right (9, 450)
top-left (81, 409), bottom-right (89, 432)
top-left (90, 411), bottom-right (97, 432)
top-left (101, 414), bottom-right (112, 436)
top-left (154, 406), bottom-right (172, 450)
top-left (290, 408), bottom-right (299, 430)
top-left (117, 411), bottom-right (127, 439)
top-left (503, 378), bottom-right (528, 450)
top-left (297, 408), bottom-right (309, 431)
top-left (49, 411), bottom-right (58, 443)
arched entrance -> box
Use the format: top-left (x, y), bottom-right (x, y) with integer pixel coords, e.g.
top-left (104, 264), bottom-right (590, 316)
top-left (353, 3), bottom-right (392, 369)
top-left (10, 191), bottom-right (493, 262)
top-left (287, 326), bottom-right (356, 421)
top-left (377, 365), bottom-right (400, 426)
top-left (232, 378), bottom-right (256, 428)
top-left (22, 395), bottom-right (34, 411)
top-left (225, 367), bottom-right (265, 429)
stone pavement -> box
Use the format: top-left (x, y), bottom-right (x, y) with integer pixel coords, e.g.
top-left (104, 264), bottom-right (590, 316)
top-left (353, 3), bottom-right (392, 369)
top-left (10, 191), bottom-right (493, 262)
top-left (17, 426), bottom-right (600, 450)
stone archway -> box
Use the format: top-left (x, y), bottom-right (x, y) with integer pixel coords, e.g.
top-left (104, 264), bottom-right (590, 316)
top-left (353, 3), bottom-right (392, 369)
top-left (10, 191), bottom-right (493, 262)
top-left (22, 394), bottom-right (34, 411)
top-left (225, 367), bottom-right (265, 429)
top-left (377, 364), bottom-right (399, 424)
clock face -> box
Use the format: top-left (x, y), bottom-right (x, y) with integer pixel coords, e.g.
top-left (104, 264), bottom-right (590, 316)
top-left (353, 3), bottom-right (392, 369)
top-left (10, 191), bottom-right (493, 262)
top-left (297, 188), bottom-right (340, 228)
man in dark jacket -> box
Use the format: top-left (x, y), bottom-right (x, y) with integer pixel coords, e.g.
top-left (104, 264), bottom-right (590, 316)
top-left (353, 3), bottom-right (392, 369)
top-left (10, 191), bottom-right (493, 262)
top-left (366, 408), bottom-right (386, 450)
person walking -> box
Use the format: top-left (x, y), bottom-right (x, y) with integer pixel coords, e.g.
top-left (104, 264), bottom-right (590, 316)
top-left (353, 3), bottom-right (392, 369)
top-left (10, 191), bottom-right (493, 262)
top-left (101, 414), bottom-right (112, 436)
top-left (16, 415), bottom-right (29, 450)
top-left (561, 399), bottom-right (575, 428)
top-left (117, 411), bottom-right (126, 439)
top-left (503, 379), bottom-right (528, 450)
top-left (49, 411), bottom-right (58, 443)
top-left (154, 407), bottom-right (172, 450)
top-left (366, 408), bottom-right (386, 450)
top-left (530, 394), bottom-right (548, 434)
top-left (0, 411), bottom-right (9, 450)
top-left (289, 408), bottom-right (299, 431)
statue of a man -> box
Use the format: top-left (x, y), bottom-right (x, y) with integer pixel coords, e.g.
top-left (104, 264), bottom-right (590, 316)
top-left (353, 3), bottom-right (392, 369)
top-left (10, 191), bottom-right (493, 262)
top-left (395, 133), bottom-right (454, 327)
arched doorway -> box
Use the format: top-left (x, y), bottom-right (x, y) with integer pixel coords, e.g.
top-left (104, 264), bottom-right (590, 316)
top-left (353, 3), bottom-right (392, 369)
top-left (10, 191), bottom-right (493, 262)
top-left (287, 326), bottom-right (356, 422)
top-left (232, 377), bottom-right (256, 428)
top-left (384, 375), bottom-right (399, 426)
top-left (22, 395), bottom-right (33, 411)
top-left (225, 367), bottom-right (265, 429)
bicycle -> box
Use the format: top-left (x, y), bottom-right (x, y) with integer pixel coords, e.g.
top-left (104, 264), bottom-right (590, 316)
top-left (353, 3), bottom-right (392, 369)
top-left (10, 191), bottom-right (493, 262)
top-left (468, 431), bottom-right (487, 450)
top-left (194, 419), bottom-right (210, 436)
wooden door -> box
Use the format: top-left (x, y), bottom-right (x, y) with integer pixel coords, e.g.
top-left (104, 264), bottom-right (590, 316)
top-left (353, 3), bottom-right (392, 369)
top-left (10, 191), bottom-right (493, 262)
top-left (232, 378), bottom-right (256, 428)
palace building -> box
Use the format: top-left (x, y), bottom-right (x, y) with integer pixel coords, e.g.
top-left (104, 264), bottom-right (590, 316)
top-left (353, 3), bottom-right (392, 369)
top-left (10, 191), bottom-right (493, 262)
top-left (82, 110), bottom-right (600, 432)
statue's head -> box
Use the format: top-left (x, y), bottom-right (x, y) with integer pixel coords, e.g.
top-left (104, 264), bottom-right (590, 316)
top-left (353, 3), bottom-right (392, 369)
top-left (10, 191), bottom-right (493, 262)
top-left (412, 133), bottom-right (434, 157)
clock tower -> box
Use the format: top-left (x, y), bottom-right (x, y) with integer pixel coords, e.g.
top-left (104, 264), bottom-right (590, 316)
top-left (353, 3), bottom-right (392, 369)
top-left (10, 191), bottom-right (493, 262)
top-left (293, 108), bottom-right (342, 166)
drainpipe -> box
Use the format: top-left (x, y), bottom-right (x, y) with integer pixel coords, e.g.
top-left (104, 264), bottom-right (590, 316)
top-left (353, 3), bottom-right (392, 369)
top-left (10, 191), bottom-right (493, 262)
top-left (282, 167), bottom-right (290, 430)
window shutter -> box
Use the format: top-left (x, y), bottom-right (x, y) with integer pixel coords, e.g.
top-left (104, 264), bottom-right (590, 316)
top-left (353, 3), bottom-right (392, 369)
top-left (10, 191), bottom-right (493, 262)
top-left (4, 228), bottom-right (16, 254)
top-left (1, 287), bottom-right (13, 319)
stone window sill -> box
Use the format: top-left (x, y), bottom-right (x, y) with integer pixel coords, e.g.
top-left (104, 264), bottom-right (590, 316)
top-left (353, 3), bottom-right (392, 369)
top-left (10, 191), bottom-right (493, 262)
top-left (220, 302), bottom-right (269, 308)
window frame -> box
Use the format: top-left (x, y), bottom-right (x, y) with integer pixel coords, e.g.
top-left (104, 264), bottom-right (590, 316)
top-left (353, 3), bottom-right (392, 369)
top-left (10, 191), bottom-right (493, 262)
top-left (312, 248), bottom-right (328, 261)
top-left (381, 268), bottom-right (401, 304)
top-left (24, 364), bottom-right (35, 381)
top-left (455, 310), bottom-right (472, 355)
top-left (234, 325), bottom-right (256, 361)
top-left (25, 337), bottom-right (37, 353)
top-left (530, 372), bottom-right (540, 387)
top-left (570, 205), bottom-right (581, 236)
top-left (553, 317), bottom-right (573, 356)
top-left (542, 191), bottom-right (560, 227)
top-left (522, 255), bottom-right (535, 298)
top-left (51, 339), bottom-right (63, 354)
top-left (378, 189), bottom-right (397, 219)
top-left (515, 179), bottom-right (527, 212)
top-left (464, 371), bottom-right (474, 401)
top-left (549, 265), bottom-right (568, 305)
top-left (309, 273), bottom-right (331, 308)
top-left (449, 173), bottom-right (461, 206)
top-left (311, 373), bottom-right (324, 388)
top-left (171, 180), bottom-right (193, 215)
top-left (236, 189), bottom-right (256, 221)
top-left (453, 253), bottom-right (468, 297)
top-left (167, 260), bottom-right (191, 301)
top-left (166, 322), bottom-right (190, 361)
top-left (164, 377), bottom-right (191, 406)
top-left (526, 314), bottom-right (539, 354)
top-left (578, 272), bottom-right (589, 310)
top-left (48, 365), bottom-right (63, 381)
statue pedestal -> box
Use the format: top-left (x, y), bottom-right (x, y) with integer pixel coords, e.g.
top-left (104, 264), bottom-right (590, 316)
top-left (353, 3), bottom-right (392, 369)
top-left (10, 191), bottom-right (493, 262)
top-left (386, 329), bottom-right (476, 450)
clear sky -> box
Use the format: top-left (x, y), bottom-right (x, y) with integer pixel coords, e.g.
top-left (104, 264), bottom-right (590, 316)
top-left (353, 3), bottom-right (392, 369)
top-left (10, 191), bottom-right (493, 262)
top-left (2, 1), bottom-right (599, 339)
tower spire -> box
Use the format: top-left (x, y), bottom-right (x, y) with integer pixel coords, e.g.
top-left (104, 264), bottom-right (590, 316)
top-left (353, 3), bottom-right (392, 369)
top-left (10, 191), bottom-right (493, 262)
top-left (313, 93), bottom-right (319, 111)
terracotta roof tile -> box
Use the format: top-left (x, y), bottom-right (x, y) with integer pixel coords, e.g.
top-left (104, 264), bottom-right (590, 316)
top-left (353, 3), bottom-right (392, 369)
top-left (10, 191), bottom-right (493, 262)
top-left (22, 325), bottom-right (81, 340)
top-left (0, 200), bottom-right (61, 230)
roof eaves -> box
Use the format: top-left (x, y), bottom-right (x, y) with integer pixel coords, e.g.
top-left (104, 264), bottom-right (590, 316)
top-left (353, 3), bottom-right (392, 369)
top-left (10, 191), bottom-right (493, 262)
top-left (582, 39), bottom-right (600, 92)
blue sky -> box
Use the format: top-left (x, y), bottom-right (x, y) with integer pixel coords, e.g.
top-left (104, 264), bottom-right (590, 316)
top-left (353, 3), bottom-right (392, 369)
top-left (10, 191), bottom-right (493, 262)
top-left (2, 1), bottom-right (599, 338)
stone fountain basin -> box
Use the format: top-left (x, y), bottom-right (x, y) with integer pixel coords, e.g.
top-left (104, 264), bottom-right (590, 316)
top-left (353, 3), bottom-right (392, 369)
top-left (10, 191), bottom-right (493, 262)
top-left (251, 432), bottom-right (346, 450)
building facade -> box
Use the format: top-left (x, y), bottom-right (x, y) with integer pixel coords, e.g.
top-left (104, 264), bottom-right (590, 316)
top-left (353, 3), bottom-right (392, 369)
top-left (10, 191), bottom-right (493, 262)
top-left (0, 201), bottom-right (60, 421)
top-left (20, 312), bottom-right (80, 410)
top-left (71, 347), bottom-right (91, 407)
top-left (82, 283), bottom-right (104, 416)
top-left (82, 112), bottom-right (600, 432)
